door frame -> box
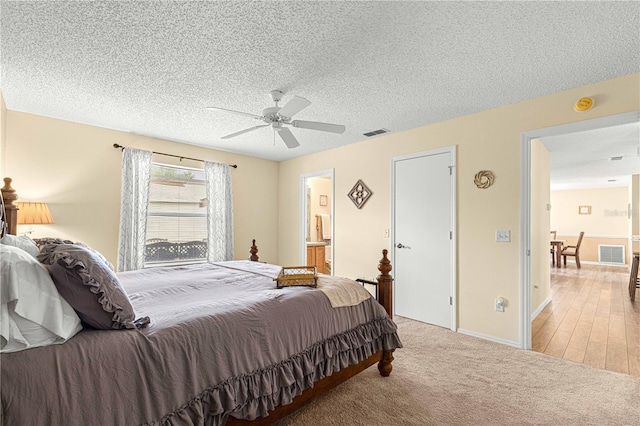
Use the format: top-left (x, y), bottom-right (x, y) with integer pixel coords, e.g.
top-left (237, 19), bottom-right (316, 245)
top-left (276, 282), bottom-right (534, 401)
top-left (299, 168), bottom-right (335, 272)
top-left (519, 111), bottom-right (639, 349)
top-left (391, 145), bottom-right (457, 331)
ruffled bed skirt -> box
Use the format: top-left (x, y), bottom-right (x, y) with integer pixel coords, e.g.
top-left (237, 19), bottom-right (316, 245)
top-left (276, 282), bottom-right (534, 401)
top-left (149, 317), bottom-right (402, 425)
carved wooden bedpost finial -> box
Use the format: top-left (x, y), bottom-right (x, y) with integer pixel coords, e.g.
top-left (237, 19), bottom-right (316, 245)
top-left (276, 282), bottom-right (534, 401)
top-left (249, 239), bottom-right (259, 262)
top-left (1, 177), bottom-right (19, 236)
top-left (377, 249), bottom-right (393, 319)
top-left (1, 177), bottom-right (17, 207)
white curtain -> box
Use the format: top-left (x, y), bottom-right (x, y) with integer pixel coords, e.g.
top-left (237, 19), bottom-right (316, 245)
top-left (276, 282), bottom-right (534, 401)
top-left (117, 148), bottom-right (152, 271)
top-left (204, 161), bottom-right (234, 262)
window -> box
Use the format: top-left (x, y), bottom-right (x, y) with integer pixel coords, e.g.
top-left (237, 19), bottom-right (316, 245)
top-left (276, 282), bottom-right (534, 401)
top-left (145, 163), bottom-right (207, 266)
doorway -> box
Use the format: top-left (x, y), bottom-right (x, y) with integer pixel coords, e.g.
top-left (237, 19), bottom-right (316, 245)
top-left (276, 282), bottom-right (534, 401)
top-left (520, 111), bottom-right (640, 350)
top-left (299, 169), bottom-right (334, 275)
top-left (391, 146), bottom-right (457, 329)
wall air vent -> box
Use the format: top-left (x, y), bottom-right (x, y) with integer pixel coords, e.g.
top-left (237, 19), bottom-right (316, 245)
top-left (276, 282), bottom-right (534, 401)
top-left (609, 156), bottom-right (623, 161)
top-left (598, 245), bottom-right (625, 265)
top-left (363, 128), bottom-right (390, 137)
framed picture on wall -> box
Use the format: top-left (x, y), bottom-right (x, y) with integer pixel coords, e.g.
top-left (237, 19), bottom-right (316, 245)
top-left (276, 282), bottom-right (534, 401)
top-left (319, 195), bottom-right (328, 206)
top-left (578, 205), bottom-right (591, 215)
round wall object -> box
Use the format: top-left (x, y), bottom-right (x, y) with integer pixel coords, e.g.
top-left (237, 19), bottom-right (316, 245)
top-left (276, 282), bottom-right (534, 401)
top-left (474, 170), bottom-right (495, 189)
top-left (573, 97), bottom-right (594, 112)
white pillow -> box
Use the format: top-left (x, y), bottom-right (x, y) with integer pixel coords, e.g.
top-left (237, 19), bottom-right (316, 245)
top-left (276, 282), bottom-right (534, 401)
top-left (0, 244), bottom-right (82, 353)
top-left (0, 234), bottom-right (39, 259)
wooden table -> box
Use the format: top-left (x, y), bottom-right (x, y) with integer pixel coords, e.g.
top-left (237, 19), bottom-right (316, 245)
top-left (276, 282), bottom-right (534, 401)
top-left (550, 240), bottom-right (565, 267)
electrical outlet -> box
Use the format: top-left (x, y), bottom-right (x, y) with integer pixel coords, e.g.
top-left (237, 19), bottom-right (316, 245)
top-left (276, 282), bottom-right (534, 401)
top-left (496, 230), bottom-right (510, 242)
top-left (495, 297), bottom-right (505, 312)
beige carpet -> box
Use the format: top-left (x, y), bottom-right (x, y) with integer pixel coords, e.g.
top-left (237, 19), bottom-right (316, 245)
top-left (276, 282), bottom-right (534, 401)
top-left (278, 316), bottom-right (640, 425)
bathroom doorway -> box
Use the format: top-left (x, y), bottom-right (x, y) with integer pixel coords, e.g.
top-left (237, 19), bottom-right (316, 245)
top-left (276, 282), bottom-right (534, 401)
top-left (299, 169), bottom-right (334, 275)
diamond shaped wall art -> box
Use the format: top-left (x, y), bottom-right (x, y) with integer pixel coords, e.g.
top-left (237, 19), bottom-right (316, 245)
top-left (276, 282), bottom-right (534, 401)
top-left (348, 179), bottom-right (372, 209)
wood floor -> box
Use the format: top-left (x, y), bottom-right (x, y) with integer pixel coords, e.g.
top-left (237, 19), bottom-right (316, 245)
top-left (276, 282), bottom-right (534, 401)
top-left (532, 262), bottom-right (640, 377)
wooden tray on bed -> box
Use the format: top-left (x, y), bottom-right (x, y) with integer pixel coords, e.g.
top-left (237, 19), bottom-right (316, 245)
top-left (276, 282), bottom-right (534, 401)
top-left (274, 265), bottom-right (318, 288)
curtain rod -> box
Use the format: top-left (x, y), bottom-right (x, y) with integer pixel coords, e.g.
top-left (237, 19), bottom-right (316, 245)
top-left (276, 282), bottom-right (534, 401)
top-left (113, 144), bottom-right (238, 168)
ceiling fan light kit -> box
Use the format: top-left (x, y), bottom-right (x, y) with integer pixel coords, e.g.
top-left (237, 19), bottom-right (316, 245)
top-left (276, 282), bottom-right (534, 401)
top-left (207, 91), bottom-right (346, 148)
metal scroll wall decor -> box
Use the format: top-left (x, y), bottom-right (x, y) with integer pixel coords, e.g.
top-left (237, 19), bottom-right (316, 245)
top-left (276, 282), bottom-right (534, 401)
top-left (348, 179), bottom-right (372, 209)
top-left (474, 170), bottom-right (495, 189)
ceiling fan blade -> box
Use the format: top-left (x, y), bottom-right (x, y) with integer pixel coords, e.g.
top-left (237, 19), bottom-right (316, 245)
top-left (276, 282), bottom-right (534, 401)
top-left (292, 120), bottom-right (346, 134)
top-left (277, 127), bottom-right (300, 149)
top-left (221, 124), bottom-right (270, 139)
top-left (206, 106), bottom-right (263, 120)
top-left (277, 96), bottom-right (311, 118)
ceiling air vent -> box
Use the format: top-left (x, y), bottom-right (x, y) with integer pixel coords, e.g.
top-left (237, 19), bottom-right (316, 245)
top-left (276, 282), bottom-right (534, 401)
top-left (609, 156), bottom-right (623, 161)
top-left (363, 128), bottom-right (390, 137)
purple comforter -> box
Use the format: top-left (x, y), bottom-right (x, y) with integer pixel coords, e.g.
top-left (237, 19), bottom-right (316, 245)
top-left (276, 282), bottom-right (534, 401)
top-left (1, 261), bottom-right (401, 425)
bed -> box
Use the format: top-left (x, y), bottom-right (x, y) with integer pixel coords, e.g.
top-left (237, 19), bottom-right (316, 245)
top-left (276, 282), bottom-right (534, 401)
top-left (0, 177), bottom-right (401, 425)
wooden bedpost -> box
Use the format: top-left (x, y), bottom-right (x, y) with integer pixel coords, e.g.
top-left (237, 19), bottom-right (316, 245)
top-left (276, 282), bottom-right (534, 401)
top-left (1, 177), bottom-right (18, 236)
top-left (377, 249), bottom-right (393, 319)
top-left (376, 249), bottom-right (394, 377)
top-left (249, 239), bottom-right (259, 262)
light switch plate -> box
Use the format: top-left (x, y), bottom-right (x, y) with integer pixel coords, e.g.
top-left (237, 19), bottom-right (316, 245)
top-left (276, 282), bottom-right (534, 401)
top-left (496, 230), bottom-right (510, 242)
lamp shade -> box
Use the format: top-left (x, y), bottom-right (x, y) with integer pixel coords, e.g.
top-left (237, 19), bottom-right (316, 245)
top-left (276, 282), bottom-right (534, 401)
top-left (17, 202), bottom-right (55, 225)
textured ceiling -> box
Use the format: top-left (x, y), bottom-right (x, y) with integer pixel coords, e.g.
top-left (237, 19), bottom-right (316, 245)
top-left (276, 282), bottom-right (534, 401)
top-left (541, 121), bottom-right (640, 191)
top-left (1, 1), bottom-right (639, 163)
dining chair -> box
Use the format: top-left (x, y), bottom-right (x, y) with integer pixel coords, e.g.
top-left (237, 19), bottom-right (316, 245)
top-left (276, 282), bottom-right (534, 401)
top-left (550, 231), bottom-right (558, 264)
top-left (562, 231), bottom-right (585, 268)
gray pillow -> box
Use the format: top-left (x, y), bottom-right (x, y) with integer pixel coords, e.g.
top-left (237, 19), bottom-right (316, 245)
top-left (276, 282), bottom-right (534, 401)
top-left (38, 241), bottom-right (114, 271)
top-left (47, 244), bottom-right (149, 330)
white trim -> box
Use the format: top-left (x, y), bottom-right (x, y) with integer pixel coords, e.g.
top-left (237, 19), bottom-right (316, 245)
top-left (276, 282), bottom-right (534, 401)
top-left (559, 259), bottom-right (629, 268)
top-left (531, 296), bottom-right (552, 321)
top-left (299, 169), bottom-right (335, 273)
top-left (457, 328), bottom-right (521, 348)
top-left (390, 145), bottom-right (457, 331)
top-left (557, 234), bottom-right (629, 239)
top-left (520, 133), bottom-right (532, 350)
top-left (520, 111), bottom-right (640, 351)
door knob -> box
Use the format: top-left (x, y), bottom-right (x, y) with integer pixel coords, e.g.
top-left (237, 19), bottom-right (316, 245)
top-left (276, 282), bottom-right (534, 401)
top-left (396, 243), bottom-right (411, 249)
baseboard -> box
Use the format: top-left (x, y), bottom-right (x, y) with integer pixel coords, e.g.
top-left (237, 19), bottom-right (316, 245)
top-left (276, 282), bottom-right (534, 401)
top-left (456, 328), bottom-right (520, 348)
top-left (561, 259), bottom-right (628, 268)
top-left (531, 296), bottom-right (552, 321)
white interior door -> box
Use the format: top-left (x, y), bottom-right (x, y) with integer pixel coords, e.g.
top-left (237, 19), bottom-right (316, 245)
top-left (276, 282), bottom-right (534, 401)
top-left (392, 148), bottom-right (455, 328)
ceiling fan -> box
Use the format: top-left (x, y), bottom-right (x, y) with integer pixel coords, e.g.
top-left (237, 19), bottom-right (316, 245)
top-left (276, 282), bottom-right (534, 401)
top-left (206, 91), bottom-right (346, 149)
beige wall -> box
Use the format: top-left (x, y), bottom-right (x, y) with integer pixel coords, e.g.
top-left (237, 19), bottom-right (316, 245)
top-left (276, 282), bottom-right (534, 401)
top-left (0, 91), bottom-right (6, 177)
top-left (551, 187), bottom-right (630, 236)
top-left (3, 73), bottom-right (639, 344)
top-left (308, 177), bottom-right (332, 242)
top-left (279, 73), bottom-right (640, 343)
top-left (631, 175), bottom-right (639, 258)
top-left (551, 186), bottom-right (630, 264)
top-left (531, 139), bottom-right (551, 315)
top-left (632, 175), bottom-right (639, 236)
top-left (4, 111), bottom-right (280, 265)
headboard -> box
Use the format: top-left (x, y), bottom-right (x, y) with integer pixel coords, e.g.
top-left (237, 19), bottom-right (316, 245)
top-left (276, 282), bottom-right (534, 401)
top-left (1, 177), bottom-right (18, 237)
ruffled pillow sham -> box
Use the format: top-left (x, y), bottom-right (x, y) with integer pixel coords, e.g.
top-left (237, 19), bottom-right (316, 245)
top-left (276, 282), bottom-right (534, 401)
top-left (46, 244), bottom-right (149, 330)
top-left (37, 239), bottom-right (114, 271)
